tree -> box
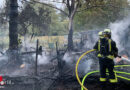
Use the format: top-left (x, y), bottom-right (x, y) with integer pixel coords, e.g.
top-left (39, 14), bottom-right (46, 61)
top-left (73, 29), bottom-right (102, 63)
top-left (21, 0), bottom-right (130, 51)
top-left (62, 0), bottom-right (81, 50)
top-left (74, 0), bottom-right (129, 30)
top-left (23, 0), bottom-right (79, 50)
top-left (9, 0), bottom-right (18, 50)
top-left (18, 2), bottom-right (53, 36)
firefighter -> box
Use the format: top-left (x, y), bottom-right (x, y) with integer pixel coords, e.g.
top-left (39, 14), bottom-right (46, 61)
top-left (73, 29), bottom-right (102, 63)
top-left (104, 29), bottom-right (111, 39)
top-left (98, 31), bottom-right (104, 39)
top-left (94, 29), bottom-right (120, 89)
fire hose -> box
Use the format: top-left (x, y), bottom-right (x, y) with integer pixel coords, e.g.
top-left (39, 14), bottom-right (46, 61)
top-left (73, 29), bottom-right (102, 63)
top-left (75, 49), bottom-right (130, 90)
top-left (81, 66), bottom-right (130, 90)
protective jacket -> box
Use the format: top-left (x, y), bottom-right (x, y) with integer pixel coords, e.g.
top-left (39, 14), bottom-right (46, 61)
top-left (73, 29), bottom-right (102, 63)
top-left (94, 38), bottom-right (118, 59)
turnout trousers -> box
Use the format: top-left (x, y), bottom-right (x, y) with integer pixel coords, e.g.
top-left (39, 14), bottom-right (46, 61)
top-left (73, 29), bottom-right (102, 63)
top-left (99, 57), bottom-right (117, 83)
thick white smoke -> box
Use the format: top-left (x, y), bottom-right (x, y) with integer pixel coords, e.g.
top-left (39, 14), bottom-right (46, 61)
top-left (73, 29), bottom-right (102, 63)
top-left (0, 0), bottom-right (5, 8)
top-left (79, 59), bottom-right (93, 73)
top-left (22, 35), bottom-right (36, 51)
top-left (68, 15), bottom-right (130, 74)
top-left (109, 15), bottom-right (130, 52)
top-left (35, 52), bottom-right (49, 65)
top-left (63, 51), bottom-right (97, 74)
top-left (63, 52), bottom-right (74, 63)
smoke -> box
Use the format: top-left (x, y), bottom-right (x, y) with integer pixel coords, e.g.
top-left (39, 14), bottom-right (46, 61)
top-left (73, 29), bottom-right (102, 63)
top-left (0, 14), bottom-right (130, 77)
top-left (109, 15), bottom-right (130, 52)
top-left (78, 58), bottom-right (93, 74)
top-left (63, 51), bottom-right (98, 75)
top-left (22, 35), bottom-right (36, 51)
top-left (33, 52), bottom-right (49, 65)
top-left (0, 35), bottom-right (51, 76)
top-left (83, 31), bottom-right (99, 50)
top-left (0, 0), bottom-right (5, 8)
top-left (64, 15), bottom-right (130, 74)
top-left (0, 52), bottom-right (50, 76)
top-left (5, 14), bottom-right (130, 76)
top-left (63, 52), bottom-right (74, 63)
top-left (11, 63), bottom-right (32, 76)
top-left (82, 15), bottom-right (130, 53)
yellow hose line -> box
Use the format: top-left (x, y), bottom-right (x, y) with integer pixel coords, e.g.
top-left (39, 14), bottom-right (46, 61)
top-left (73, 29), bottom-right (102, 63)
top-left (75, 49), bottom-right (96, 90)
top-left (81, 70), bottom-right (99, 90)
top-left (80, 64), bottom-right (130, 90)
top-left (105, 70), bottom-right (130, 81)
top-left (115, 71), bottom-right (130, 75)
top-left (115, 65), bottom-right (130, 67)
top-left (117, 75), bottom-right (130, 81)
top-left (75, 49), bottom-right (130, 90)
top-left (81, 69), bottom-right (130, 90)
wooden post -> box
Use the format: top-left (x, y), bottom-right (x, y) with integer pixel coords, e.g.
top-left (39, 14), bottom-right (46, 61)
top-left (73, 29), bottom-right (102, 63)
top-left (35, 39), bottom-right (39, 76)
top-left (56, 42), bottom-right (62, 77)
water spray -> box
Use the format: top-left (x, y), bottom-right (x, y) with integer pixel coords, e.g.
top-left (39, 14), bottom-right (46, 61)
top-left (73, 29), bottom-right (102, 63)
top-left (116, 55), bottom-right (130, 63)
top-left (121, 57), bottom-right (130, 62)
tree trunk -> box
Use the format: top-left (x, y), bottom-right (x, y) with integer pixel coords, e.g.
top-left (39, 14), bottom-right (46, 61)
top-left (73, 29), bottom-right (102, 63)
top-left (7, 0), bottom-right (20, 65)
top-left (9, 0), bottom-right (18, 50)
top-left (67, 17), bottom-right (74, 51)
top-left (67, 1), bottom-right (79, 51)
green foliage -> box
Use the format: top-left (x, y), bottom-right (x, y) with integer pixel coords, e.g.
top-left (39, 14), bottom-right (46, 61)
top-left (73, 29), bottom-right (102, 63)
top-left (49, 15), bottom-right (69, 35)
top-left (18, 3), bottom-right (51, 36)
top-left (74, 0), bottom-right (129, 31)
top-left (18, 2), bottom-right (68, 36)
top-left (1, 0), bottom-right (130, 37)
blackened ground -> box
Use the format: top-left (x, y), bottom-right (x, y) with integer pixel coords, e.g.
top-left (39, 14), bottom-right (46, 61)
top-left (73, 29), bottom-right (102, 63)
top-left (49, 75), bottom-right (130, 90)
top-left (83, 76), bottom-right (130, 90)
top-left (1, 75), bottom-right (130, 90)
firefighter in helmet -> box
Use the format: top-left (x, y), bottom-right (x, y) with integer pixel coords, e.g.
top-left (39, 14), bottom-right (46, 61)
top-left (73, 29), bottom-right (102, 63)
top-left (94, 29), bottom-right (119, 89)
top-left (98, 31), bottom-right (104, 39)
top-left (104, 29), bottom-right (111, 39)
